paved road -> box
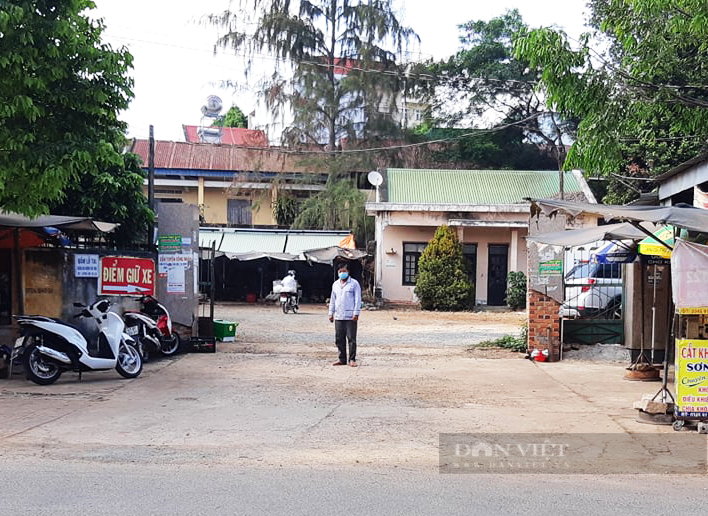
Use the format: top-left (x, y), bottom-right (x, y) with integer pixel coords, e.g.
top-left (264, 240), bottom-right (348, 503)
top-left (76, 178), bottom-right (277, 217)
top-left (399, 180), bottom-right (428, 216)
top-left (1, 461), bottom-right (706, 516)
top-left (0, 304), bottom-right (704, 515)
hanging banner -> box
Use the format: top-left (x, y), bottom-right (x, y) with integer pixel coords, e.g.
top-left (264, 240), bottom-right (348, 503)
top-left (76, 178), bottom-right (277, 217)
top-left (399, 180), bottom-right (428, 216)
top-left (675, 339), bottom-right (708, 418)
top-left (672, 239), bottom-right (708, 314)
top-left (99, 256), bottom-right (155, 296)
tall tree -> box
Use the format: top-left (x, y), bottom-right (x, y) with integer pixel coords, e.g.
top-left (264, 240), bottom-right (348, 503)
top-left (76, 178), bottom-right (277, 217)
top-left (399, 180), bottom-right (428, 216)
top-left (214, 105), bottom-right (248, 128)
top-left (425, 10), bottom-right (575, 172)
top-left (210, 0), bottom-right (418, 151)
top-left (49, 151), bottom-right (152, 248)
top-left (514, 0), bottom-right (708, 202)
top-left (0, 0), bottom-right (136, 216)
top-left (414, 225), bottom-right (473, 311)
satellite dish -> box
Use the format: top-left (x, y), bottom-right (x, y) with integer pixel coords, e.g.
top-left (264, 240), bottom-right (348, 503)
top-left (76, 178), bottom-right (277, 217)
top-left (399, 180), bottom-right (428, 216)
top-left (201, 95), bottom-right (223, 118)
top-left (367, 170), bottom-right (383, 187)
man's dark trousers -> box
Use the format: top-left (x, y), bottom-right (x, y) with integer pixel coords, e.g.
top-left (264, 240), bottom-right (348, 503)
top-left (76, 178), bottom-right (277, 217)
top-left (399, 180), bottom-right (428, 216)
top-left (334, 319), bottom-right (357, 363)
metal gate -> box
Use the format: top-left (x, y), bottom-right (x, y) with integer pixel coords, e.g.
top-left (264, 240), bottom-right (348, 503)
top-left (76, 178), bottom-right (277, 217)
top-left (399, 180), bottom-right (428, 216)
top-left (561, 258), bottom-right (624, 345)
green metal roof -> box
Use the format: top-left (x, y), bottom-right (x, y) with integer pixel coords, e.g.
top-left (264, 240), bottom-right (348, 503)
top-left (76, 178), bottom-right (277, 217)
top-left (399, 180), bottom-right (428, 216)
top-left (386, 169), bottom-right (584, 204)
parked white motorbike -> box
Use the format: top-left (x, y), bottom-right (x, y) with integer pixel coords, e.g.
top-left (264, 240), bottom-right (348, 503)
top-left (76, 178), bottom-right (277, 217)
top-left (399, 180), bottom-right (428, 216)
top-left (17, 299), bottom-right (143, 385)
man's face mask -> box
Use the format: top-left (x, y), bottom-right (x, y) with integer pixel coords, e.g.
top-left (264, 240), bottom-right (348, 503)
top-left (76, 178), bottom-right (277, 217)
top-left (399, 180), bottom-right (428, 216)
top-left (339, 272), bottom-right (349, 280)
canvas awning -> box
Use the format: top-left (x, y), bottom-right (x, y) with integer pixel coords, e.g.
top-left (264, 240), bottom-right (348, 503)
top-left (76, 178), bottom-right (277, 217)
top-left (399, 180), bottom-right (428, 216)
top-left (0, 212), bottom-right (117, 232)
top-left (216, 251), bottom-right (299, 262)
top-left (526, 222), bottom-right (657, 246)
top-left (303, 246), bottom-right (368, 264)
top-left (529, 199), bottom-right (708, 234)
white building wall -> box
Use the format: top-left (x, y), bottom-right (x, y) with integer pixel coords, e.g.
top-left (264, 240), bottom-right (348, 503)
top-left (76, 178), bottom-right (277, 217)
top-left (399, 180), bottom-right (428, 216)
top-left (378, 222), bottom-right (528, 305)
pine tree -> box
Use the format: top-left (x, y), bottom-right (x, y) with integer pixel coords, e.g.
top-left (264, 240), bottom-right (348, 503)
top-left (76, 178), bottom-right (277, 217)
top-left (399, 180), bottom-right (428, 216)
top-left (210, 0), bottom-right (418, 150)
top-left (414, 225), bottom-right (473, 311)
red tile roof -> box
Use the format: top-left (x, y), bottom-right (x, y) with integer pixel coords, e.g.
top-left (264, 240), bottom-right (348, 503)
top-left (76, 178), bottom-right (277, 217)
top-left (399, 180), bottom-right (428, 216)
top-left (182, 125), bottom-right (269, 147)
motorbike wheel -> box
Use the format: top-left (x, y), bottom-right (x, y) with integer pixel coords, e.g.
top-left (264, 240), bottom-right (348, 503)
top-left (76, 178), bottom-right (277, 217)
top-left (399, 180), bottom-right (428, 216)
top-left (160, 332), bottom-right (181, 356)
top-left (282, 301), bottom-right (288, 314)
top-left (22, 337), bottom-right (63, 386)
top-left (116, 341), bottom-right (143, 378)
top-left (292, 303), bottom-right (298, 314)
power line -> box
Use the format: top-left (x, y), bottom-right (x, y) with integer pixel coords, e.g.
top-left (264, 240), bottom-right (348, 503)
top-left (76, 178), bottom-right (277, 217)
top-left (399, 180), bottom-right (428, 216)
top-left (130, 113), bottom-right (545, 156)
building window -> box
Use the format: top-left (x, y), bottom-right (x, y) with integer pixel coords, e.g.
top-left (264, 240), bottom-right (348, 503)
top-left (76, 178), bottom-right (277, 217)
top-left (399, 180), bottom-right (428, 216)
top-left (403, 242), bottom-right (427, 285)
top-left (227, 199), bottom-right (253, 225)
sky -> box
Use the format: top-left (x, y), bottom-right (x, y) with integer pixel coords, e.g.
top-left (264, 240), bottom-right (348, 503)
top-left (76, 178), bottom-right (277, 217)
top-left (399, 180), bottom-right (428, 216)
top-left (93, 0), bottom-right (591, 142)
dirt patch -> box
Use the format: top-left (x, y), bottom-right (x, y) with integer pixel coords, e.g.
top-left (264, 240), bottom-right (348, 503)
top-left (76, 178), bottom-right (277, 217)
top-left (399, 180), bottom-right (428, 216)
top-left (216, 302), bottom-right (526, 349)
top-left (466, 347), bottom-right (528, 359)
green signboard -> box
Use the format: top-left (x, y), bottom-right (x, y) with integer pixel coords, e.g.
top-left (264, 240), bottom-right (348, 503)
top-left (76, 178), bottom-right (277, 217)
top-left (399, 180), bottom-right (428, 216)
top-left (539, 260), bottom-right (563, 275)
top-left (158, 234), bottom-right (182, 252)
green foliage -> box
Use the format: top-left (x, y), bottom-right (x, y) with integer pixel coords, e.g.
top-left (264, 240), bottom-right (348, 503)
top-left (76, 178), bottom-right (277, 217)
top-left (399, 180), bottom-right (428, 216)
top-left (214, 105), bottom-right (247, 128)
top-left (49, 150), bottom-right (153, 247)
top-left (414, 225), bottom-right (473, 311)
top-left (210, 0), bottom-right (418, 149)
top-left (420, 127), bottom-right (557, 170)
top-left (505, 271), bottom-right (527, 310)
top-left (0, 0), bottom-right (135, 216)
top-left (423, 10), bottom-right (575, 171)
top-left (475, 324), bottom-right (528, 352)
top-left (272, 194), bottom-right (299, 226)
top-left (514, 1), bottom-right (708, 198)
top-left (291, 176), bottom-right (371, 241)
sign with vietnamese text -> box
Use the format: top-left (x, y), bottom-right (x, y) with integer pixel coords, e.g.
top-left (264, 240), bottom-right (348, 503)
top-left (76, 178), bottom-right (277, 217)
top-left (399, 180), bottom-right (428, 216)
top-left (74, 254), bottom-right (99, 278)
top-left (158, 253), bottom-right (192, 276)
top-left (158, 234), bottom-right (182, 253)
top-left (675, 339), bottom-right (708, 418)
top-left (99, 256), bottom-right (155, 296)
top-left (539, 260), bottom-right (562, 275)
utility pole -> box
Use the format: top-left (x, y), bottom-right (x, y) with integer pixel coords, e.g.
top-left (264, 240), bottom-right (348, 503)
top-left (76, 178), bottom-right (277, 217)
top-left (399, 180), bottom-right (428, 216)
top-left (147, 125), bottom-right (155, 246)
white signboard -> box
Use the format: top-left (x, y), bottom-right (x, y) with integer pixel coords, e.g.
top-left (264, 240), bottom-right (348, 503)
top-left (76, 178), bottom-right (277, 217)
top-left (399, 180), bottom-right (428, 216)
top-left (158, 253), bottom-right (192, 275)
top-left (167, 266), bottom-right (186, 294)
top-left (74, 254), bottom-right (99, 278)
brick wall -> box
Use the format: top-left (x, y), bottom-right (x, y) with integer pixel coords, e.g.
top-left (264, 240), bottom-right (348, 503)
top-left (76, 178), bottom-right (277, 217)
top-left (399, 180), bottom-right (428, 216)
top-left (528, 289), bottom-right (561, 361)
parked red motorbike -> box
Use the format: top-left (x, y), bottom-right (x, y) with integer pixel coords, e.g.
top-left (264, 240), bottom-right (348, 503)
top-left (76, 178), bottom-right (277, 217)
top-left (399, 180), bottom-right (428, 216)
top-left (132, 295), bottom-right (181, 356)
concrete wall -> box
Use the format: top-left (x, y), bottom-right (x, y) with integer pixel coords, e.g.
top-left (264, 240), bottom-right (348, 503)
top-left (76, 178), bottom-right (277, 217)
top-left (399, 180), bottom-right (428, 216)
top-left (378, 223), bottom-right (528, 305)
top-left (153, 186), bottom-right (276, 226)
top-left (156, 203), bottom-right (200, 333)
top-left (202, 188), bottom-right (226, 224)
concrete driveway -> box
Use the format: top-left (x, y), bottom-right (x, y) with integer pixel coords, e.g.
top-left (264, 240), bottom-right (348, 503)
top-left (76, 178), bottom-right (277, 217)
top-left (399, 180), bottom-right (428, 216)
top-left (1, 303), bottom-right (679, 465)
top-left (1, 303), bottom-right (704, 516)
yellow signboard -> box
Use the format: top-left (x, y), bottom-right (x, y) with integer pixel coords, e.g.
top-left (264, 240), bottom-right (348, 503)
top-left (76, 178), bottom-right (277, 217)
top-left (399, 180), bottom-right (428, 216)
top-left (675, 339), bottom-right (708, 418)
top-left (678, 307), bottom-right (708, 315)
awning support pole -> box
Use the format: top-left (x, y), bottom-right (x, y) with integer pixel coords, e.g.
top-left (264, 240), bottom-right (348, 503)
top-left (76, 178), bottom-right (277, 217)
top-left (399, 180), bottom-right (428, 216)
top-left (627, 221), bottom-right (673, 251)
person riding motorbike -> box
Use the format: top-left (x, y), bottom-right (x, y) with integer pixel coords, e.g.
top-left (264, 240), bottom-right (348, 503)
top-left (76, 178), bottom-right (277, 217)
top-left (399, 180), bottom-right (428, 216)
top-left (279, 270), bottom-right (299, 313)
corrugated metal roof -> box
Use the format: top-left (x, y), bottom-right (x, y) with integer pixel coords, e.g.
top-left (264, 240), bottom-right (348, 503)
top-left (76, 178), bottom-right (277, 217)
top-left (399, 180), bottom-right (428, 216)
top-left (285, 232), bottom-right (350, 255)
top-left (130, 140), bottom-right (332, 173)
top-left (220, 232), bottom-right (288, 254)
top-left (199, 231), bottom-right (223, 249)
top-left (199, 229), bottom-right (349, 255)
top-left (387, 169), bottom-right (584, 204)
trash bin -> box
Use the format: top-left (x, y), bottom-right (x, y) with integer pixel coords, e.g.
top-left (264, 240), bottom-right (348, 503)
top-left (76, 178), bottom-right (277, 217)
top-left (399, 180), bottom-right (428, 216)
top-left (213, 320), bottom-right (238, 341)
